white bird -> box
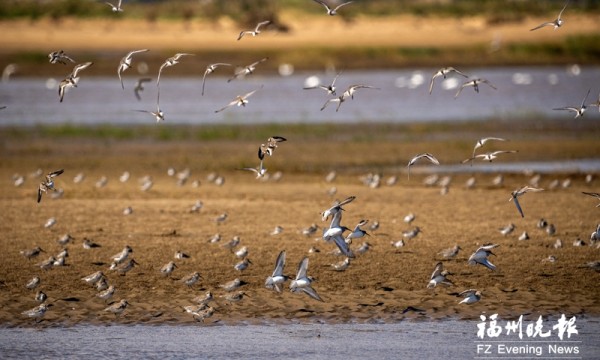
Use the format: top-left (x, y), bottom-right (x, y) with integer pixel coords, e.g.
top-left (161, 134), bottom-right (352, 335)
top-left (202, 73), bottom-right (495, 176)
top-left (323, 211), bottom-right (355, 258)
top-left (238, 152), bottom-right (267, 179)
top-left (290, 257), bottom-right (323, 302)
top-left (111, 245), bottom-right (132, 264)
top-left (133, 103), bottom-right (164, 123)
top-left (462, 150), bottom-right (518, 165)
top-left (181, 272), bottom-right (201, 288)
top-left (228, 57), bottom-right (268, 82)
top-left (37, 169), bottom-right (64, 203)
top-left (439, 245), bottom-right (461, 259)
top-left (237, 20), bottom-right (272, 40)
top-left (458, 289), bottom-right (481, 305)
top-left (58, 62), bottom-right (93, 102)
top-left (321, 196), bottom-right (355, 221)
top-left (467, 244), bottom-right (499, 271)
top-left (215, 87), bottom-right (262, 113)
top-left (304, 71), bottom-right (342, 95)
top-left (118, 49), bottom-right (149, 90)
top-left (407, 153), bottom-right (440, 180)
top-left (429, 67), bottom-right (469, 94)
top-left (265, 250), bottom-right (288, 293)
top-left (455, 78), bottom-right (497, 98)
top-left (509, 186), bottom-right (544, 218)
top-left (105, 0), bottom-right (123, 12)
top-left (553, 88), bottom-right (591, 118)
top-left (427, 262), bottom-right (454, 289)
top-left (345, 219), bottom-right (369, 243)
top-left (157, 53), bottom-right (194, 87)
top-left (530, 0), bottom-right (569, 31)
top-left (313, 0), bottom-right (354, 16)
top-left (202, 63), bottom-right (231, 96)
top-left (471, 137), bottom-right (508, 159)
top-left (82, 271), bottom-right (105, 285)
top-left (25, 276), bottom-right (41, 290)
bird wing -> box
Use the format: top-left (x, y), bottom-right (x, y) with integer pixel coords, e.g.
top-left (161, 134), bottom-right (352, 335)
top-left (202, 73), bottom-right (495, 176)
top-left (332, 234), bottom-right (355, 258)
top-left (581, 88), bottom-right (591, 108)
top-left (256, 20), bottom-right (272, 31)
top-left (299, 286), bottom-right (323, 302)
top-left (428, 72), bottom-right (441, 94)
top-left (558, 0), bottom-right (570, 19)
top-left (296, 257), bottom-right (309, 280)
top-left (273, 250), bottom-right (286, 277)
top-left (71, 62), bottom-right (93, 78)
top-left (313, 0), bottom-right (331, 11)
top-left (512, 195), bottom-right (525, 218)
top-left (334, 1), bottom-right (354, 11)
top-left (48, 169), bottom-right (64, 178)
top-left (530, 21), bottom-right (555, 31)
top-left (431, 262), bottom-right (443, 280)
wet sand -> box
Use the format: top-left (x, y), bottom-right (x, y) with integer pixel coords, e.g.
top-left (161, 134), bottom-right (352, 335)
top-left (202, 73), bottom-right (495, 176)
top-left (0, 133), bottom-right (599, 327)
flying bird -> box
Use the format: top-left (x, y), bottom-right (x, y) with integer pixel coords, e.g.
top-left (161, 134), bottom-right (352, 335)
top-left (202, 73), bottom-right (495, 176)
top-left (455, 78), bottom-right (497, 98)
top-left (471, 137), bottom-right (508, 158)
top-left (237, 20), bottom-right (272, 40)
top-left (48, 50), bottom-right (75, 65)
top-left (259, 136), bottom-right (287, 159)
top-left (215, 87), bottom-right (262, 113)
top-left (105, 0), bottom-right (123, 12)
top-left (290, 257), bottom-right (323, 301)
top-left (118, 49), bottom-right (149, 89)
top-left (427, 262), bottom-right (454, 289)
top-left (530, 0), bottom-right (569, 31)
top-left (228, 57), bottom-right (268, 82)
top-left (157, 53), bottom-right (194, 87)
top-left (509, 186), bottom-right (544, 218)
top-left (462, 150), bottom-right (518, 165)
top-left (265, 250), bottom-right (288, 293)
top-left (467, 244), bottom-right (499, 271)
top-left (38, 169), bottom-right (64, 203)
top-left (429, 67), bottom-right (469, 94)
top-left (407, 153), bottom-right (440, 180)
top-left (202, 63), bottom-right (231, 96)
top-left (553, 88), bottom-right (591, 118)
top-left (304, 71), bottom-right (342, 95)
top-left (313, 0), bottom-right (354, 16)
top-left (58, 62), bottom-right (93, 102)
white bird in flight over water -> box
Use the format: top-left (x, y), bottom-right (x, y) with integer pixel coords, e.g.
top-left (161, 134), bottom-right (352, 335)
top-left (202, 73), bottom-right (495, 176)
top-left (304, 71), bottom-right (342, 96)
top-left (118, 49), bottom-right (149, 90)
top-left (228, 57), bottom-right (269, 82)
top-left (237, 20), bottom-right (272, 40)
top-left (202, 63), bottom-right (231, 96)
top-left (313, 0), bottom-right (354, 16)
top-left (58, 62), bottom-right (93, 102)
top-left (215, 87), bottom-right (262, 113)
top-left (38, 169), bottom-right (64, 203)
top-left (553, 88), bottom-right (591, 118)
top-left (407, 153), bottom-right (440, 180)
top-left (455, 78), bottom-right (497, 98)
top-left (530, 0), bottom-right (569, 31)
top-left (157, 53), bottom-right (194, 87)
top-left (509, 186), bottom-right (544, 218)
top-left (429, 67), bottom-right (469, 94)
top-left (105, 0), bottom-right (123, 12)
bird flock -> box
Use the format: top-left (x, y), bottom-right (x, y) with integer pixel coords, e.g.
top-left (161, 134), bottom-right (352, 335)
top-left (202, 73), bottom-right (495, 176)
top-left (9, 0), bottom-right (600, 324)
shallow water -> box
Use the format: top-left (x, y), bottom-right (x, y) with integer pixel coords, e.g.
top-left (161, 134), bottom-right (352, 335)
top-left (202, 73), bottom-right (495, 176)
top-left (1, 318), bottom-right (599, 359)
top-left (0, 66), bottom-right (599, 125)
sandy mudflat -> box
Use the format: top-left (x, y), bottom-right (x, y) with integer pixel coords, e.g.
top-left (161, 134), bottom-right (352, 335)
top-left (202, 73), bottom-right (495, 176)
top-left (0, 134), bottom-right (599, 327)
